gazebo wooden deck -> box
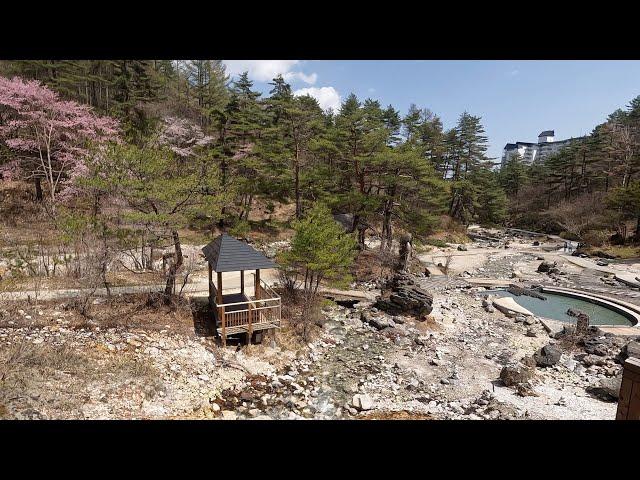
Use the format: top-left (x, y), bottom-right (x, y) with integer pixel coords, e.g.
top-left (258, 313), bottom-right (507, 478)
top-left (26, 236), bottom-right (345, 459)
top-left (202, 234), bottom-right (281, 346)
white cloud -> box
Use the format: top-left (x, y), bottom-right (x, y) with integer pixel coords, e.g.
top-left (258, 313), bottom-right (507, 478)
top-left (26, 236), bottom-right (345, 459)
top-left (509, 69), bottom-right (519, 76)
top-left (285, 71), bottom-right (318, 85)
top-left (368, 87), bottom-right (376, 93)
top-left (223, 60), bottom-right (317, 84)
top-left (294, 86), bottom-right (341, 113)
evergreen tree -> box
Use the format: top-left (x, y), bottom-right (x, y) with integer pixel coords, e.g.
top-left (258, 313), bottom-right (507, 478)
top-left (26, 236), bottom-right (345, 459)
top-left (607, 180), bottom-right (640, 241)
top-left (449, 112), bottom-right (492, 222)
top-left (499, 153), bottom-right (529, 195)
top-left (87, 141), bottom-right (224, 298)
top-left (283, 203), bottom-right (357, 294)
top-left (263, 82), bottom-right (326, 218)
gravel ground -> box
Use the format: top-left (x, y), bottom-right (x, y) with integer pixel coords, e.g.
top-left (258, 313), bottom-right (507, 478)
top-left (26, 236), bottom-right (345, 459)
top-left (0, 234), bottom-right (633, 420)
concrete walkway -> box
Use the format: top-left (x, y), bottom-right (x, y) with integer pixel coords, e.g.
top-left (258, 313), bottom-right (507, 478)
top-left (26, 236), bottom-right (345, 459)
top-left (0, 268), bottom-right (378, 303)
top-left (492, 296), bottom-right (534, 317)
top-left (561, 255), bottom-right (618, 274)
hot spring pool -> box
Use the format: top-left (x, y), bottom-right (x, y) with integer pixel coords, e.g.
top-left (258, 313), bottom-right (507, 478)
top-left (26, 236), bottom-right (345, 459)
top-left (489, 290), bottom-right (634, 326)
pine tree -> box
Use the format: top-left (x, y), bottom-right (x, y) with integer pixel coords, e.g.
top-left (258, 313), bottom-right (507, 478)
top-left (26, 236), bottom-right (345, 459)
top-left (499, 153), bottom-right (529, 196)
top-left (373, 144), bottom-right (448, 249)
top-left (333, 94), bottom-right (390, 246)
top-left (448, 112), bottom-right (492, 222)
top-left (607, 180), bottom-right (640, 241)
top-left (283, 203), bottom-right (357, 294)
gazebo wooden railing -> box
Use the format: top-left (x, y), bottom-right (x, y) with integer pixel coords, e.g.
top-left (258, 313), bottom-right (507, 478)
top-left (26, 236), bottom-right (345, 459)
top-left (210, 274), bottom-right (281, 341)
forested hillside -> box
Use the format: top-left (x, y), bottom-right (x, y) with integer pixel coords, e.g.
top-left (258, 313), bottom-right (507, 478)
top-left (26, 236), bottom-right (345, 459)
top-left (500, 96), bottom-right (640, 256)
top-left (1, 59), bottom-right (639, 267)
top-left (0, 60), bottom-right (504, 236)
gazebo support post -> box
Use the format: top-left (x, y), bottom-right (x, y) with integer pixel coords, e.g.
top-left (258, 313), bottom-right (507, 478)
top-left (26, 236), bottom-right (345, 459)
top-left (247, 301), bottom-right (252, 350)
top-left (240, 270), bottom-right (245, 295)
top-left (217, 271), bottom-right (225, 347)
top-left (208, 263), bottom-right (213, 309)
top-left (255, 269), bottom-right (260, 299)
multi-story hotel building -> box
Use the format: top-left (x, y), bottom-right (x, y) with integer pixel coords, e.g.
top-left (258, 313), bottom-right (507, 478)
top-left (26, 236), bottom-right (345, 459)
top-left (501, 130), bottom-right (583, 168)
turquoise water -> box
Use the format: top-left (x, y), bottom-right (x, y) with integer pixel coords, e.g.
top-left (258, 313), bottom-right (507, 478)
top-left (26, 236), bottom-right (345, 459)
top-left (491, 290), bottom-right (634, 326)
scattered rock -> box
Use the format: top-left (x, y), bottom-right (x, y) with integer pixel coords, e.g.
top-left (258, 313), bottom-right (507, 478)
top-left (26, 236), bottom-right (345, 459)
top-left (361, 311), bottom-right (393, 330)
top-left (534, 344), bottom-right (561, 367)
top-left (537, 261), bottom-right (556, 273)
top-left (515, 382), bottom-right (538, 397)
top-left (221, 410), bottom-right (238, 420)
top-left (582, 354), bottom-right (607, 367)
top-left (620, 341), bottom-right (640, 361)
top-left (500, 362), bottom-right (535, 387)
top-left (351, 394), bottom-right (374, 411)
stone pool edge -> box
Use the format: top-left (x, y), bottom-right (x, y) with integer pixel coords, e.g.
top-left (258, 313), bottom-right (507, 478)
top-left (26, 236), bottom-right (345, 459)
top-left (540, 286), bottom-right (640, 328)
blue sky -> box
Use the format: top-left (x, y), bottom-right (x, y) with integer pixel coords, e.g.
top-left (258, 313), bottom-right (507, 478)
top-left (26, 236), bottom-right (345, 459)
top-left (222, 60), bottom-right (640, 162)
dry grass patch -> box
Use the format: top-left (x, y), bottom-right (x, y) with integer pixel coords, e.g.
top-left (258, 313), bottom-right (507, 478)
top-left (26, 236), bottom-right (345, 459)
top-left (0, 293), bottom-right (199, 336)
top-left (0, 339), bottom-right (164, 419)
top-left (587, 244), bottom-right (640, 259)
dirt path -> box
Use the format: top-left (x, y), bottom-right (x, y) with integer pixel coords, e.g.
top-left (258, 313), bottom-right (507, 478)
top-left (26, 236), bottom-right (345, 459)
top-left (0, 268), bottom-right (377, 303)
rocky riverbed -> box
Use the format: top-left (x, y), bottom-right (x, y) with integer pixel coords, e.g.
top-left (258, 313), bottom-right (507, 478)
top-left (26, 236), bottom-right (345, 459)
top-left (1, 232), bottom-right (638, 420)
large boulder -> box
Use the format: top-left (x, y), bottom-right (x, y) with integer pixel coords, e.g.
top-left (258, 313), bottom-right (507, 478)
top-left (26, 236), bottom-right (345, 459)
top-left (534, 344), bottom-right (562, 367)
top-left (537, 261), bottom-right (556, 273)
top-left (374, 273), bottom-right (433, 318)
top-left (500, 362), bottom-right (535, 387)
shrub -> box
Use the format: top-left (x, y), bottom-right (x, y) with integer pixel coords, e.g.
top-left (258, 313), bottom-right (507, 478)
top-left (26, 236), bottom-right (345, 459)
top-left (229, 219), bottom-right (250, 239)
top-left (582, 230), bottom-right (610, 247)
top-left (282, 204), bottom-right (357, 295)
top-left (425, 238), bottom-right (448, 248)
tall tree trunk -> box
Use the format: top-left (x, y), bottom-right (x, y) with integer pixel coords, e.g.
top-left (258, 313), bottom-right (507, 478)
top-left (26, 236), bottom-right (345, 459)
top-left (164, 230), bottom-right (183, 299)
top-left (381, 197), bottom-right (394, 251)
top-left (34, 177), bottom-right (43, 202)
top-left (294, 146), bottom-right (301, 219)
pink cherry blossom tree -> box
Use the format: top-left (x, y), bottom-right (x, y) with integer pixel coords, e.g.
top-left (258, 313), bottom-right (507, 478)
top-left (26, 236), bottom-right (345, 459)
top-left (0, 76), bottom-right (119, 209)
top-left (155, 116), bottom-right (214, 158)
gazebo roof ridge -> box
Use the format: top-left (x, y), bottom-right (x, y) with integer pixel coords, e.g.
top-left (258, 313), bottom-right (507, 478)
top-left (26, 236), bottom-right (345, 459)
top-left (202, 233), bottom-right (277, 273)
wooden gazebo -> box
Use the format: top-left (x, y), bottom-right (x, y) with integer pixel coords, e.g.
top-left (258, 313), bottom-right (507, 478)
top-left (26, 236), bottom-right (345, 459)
top-left (202, 234), bottom-right (281, 346)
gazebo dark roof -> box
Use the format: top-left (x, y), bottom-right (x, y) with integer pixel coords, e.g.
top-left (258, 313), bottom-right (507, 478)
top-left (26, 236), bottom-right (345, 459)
top-left (202, 234), bottom-right (277, 272)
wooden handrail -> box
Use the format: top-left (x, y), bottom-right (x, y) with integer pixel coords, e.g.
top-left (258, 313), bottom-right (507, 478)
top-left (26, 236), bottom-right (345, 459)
top-left (250, 273), bottom-right (281, 299)
top-left (215, 296), bottom-right (280, 308)
top-left (222, 304), bottom-right (279, 315)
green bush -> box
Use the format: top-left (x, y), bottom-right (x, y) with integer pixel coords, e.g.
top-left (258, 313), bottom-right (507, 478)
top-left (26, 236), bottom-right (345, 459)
top-left (229, 219), bottom-right (250, 239)
top-left (425, 238), bottom-right (448, 248)
top-left (282, 204), bottom-right (357, 293)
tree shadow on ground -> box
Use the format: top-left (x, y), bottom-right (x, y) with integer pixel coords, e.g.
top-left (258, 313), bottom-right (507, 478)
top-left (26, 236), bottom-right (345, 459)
top-left (190, 297), bottom-right (216, 337)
